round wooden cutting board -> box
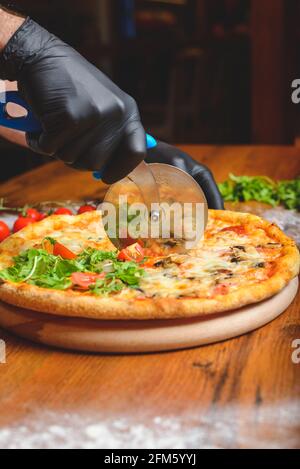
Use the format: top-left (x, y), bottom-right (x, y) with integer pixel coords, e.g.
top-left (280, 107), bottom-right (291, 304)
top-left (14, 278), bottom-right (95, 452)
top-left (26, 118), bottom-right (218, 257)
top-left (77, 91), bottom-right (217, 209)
top-left (0, 277), bottom-right (298, 353)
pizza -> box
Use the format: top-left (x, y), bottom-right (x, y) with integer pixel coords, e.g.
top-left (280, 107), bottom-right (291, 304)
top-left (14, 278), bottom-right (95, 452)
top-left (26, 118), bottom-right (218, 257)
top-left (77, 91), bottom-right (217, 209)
top-left (0, 210), bottom-right (298, 320)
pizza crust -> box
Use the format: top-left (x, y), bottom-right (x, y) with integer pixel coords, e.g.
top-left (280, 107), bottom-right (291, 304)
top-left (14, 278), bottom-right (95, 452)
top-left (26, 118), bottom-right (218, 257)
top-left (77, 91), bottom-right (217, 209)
top-left (0, 210), bottom-right (299, 320)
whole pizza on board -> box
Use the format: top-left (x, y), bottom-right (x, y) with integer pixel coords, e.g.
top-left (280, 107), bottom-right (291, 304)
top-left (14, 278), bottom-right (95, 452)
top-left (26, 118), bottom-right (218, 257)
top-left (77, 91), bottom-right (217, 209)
top-left (0, 210), bottom-right (298, 320)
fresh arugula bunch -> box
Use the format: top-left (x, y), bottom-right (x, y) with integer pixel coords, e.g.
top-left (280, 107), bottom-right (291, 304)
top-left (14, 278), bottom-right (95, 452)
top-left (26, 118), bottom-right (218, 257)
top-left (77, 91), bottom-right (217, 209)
top-left (0, 246), bottom-right (144, 295)
top-left (277, 179), bottom-right (300, 210)
top-left (77, 247), bottom-right (145, 294)
top-left (76, 248), bottom-right (118, 272)
top-left (218, 174), bottom-right (300, 210)
top-left (0, 249), bottom-right (79, 290)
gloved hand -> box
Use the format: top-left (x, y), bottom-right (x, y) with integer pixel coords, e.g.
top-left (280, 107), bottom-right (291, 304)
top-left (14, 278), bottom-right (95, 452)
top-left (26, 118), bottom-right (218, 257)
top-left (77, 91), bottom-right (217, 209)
top-left (0, 18), bottom-right (146, 183)
top-left (146, 141), bottom-right (224, 209)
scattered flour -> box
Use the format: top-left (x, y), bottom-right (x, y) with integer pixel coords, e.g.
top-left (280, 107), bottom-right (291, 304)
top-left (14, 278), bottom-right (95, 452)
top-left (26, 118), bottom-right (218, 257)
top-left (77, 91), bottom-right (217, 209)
top-left (0, 401), bottom-right (299, 449)
top-left (263, 208), bottom-right (300, 247)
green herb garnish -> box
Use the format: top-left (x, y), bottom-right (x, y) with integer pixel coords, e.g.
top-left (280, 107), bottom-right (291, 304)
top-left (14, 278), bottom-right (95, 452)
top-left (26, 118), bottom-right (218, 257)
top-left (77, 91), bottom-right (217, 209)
top-left (0, 246), bottom-right (144, 295)
top-left (0, 249), bottom-right (79, 290)
top-left (89, 277), bottom-right (124, 296)
top-left (218, 174), bottom-right (300, 210)
top-left (277, 179), bottom-right (300, 210)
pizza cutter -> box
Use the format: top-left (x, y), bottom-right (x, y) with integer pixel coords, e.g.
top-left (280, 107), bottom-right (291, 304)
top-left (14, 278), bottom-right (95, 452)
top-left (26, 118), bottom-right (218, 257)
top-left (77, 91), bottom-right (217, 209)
top-left (0, 91), bottom-right (208, 250)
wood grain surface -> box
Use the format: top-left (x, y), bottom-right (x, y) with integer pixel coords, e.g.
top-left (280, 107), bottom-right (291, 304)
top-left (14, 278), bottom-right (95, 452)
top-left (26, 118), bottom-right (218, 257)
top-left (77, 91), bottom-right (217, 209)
top-left (0, 145), bottom-right (299, 449)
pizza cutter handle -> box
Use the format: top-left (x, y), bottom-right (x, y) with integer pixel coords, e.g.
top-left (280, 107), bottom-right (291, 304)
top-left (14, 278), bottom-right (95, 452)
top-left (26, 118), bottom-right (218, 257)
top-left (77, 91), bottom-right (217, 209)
top-left (145, 134), bottom-right (157, 149)
top-left (93, 133), bottom-right (157, 180)
top-left (0, 91), bottom-right (159, 181)
top-left (0, 91), bottom-right (42, 133)
top-left (0, 92), bottom-right (158, 150)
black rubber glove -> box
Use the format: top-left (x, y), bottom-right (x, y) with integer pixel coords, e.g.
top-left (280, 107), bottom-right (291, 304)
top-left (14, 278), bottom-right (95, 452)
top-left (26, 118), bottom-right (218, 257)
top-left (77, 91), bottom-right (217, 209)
top-left (146, 141), bottom-right (224, 209)
top-left (0, 18), bottom-right (146, 183)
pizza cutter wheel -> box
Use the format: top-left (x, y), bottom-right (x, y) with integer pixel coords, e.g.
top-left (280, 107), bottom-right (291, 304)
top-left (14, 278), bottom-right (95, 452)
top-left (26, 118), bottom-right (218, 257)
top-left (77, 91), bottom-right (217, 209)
top-left (102, 162), bottom-right (208, 251)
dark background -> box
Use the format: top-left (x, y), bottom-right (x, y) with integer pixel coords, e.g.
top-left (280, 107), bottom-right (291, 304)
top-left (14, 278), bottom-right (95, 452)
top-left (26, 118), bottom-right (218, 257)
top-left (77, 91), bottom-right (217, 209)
top-left (1, 0), bottom-right (300, 181)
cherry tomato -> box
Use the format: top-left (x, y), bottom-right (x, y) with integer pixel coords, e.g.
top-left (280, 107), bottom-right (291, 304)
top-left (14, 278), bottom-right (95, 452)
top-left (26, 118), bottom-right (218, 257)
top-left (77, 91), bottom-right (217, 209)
top-left (77, 205), bottom-right (97, 214)
top-left (220, 225), bottom-right (246, 235)
top-left (53, 242), bottom-right (77, 260)
top-left (117, 242), bottom-right (145, 262)
top-left (53, 207), bottom-right (73, 216)
top-left (71, 272), bottom-right (105, 289)
top-left (0, 221), bottom-right (10, 242)
top-left (13, 217), bottom-right (35, 233)
top-left (26, 208), bottom-right (43, 221)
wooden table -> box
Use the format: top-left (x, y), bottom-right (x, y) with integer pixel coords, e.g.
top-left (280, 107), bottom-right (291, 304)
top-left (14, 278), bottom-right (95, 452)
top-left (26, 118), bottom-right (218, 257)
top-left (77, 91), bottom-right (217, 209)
top-left (0, 145), bottom-right (299, 449)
